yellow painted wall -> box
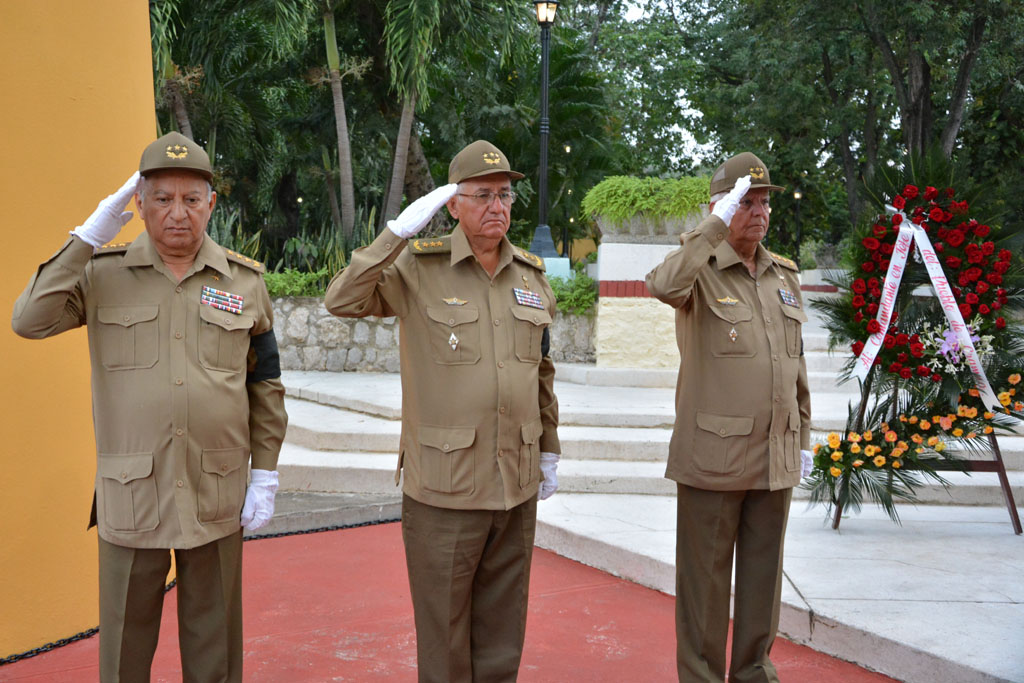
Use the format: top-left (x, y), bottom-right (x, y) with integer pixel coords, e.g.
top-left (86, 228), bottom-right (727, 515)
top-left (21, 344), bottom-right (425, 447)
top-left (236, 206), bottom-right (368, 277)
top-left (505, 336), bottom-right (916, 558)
top-left (0, 2), bottom-right (155, 657)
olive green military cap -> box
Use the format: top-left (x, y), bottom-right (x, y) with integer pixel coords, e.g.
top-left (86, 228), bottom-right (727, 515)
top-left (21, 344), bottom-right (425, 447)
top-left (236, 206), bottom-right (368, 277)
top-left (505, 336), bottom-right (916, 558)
top-left (710, 151), bottom-right (784, 196)
top-left (448, 140), bottom-right (524, 184)
top-left (139, 131), bottom-right (213, 180)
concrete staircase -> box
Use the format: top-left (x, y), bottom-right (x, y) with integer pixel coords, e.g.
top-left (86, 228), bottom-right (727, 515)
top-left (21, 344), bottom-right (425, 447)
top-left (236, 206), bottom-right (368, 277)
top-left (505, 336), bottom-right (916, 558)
top-left (278, 300), bottom-right (1024, 507)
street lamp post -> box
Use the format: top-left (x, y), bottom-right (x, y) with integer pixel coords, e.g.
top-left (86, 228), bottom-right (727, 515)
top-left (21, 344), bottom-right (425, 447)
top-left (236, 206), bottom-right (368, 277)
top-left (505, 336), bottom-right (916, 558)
top-left (793, 189), bottom-right (803, 266)
top-left (532, 1), bottom-right (560, 258)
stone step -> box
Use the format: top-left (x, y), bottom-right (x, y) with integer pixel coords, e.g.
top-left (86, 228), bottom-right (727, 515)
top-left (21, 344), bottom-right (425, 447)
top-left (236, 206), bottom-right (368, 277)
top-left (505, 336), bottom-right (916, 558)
top-left (285, 398), bottom-right (400, 453)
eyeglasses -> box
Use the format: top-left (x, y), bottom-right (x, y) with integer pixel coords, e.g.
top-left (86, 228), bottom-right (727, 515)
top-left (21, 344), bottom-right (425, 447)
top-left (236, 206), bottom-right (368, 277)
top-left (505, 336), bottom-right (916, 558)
top-left (457, 191), bottom-right (517, 207)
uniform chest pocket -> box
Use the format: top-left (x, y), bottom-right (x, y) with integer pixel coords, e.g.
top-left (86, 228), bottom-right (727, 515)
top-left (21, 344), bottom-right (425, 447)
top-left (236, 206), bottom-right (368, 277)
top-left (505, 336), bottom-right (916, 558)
top-left (425, 305), bottom-right (481, 365)
top-left (96, 305), bottom-right (160, 370)
top-left (199, 305), bottom-right (254, 373)
top-left (781, 305), bottom-right (807, 358)
top-left (707, 303), bottom-right (755, 358)
top-left (511, 307), bottom-right (551, 363)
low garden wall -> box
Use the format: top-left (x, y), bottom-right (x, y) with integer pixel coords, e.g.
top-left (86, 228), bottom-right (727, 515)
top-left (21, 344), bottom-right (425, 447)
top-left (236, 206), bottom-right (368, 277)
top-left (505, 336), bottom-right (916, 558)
top-left (272, 297), bottom-right (595, 372)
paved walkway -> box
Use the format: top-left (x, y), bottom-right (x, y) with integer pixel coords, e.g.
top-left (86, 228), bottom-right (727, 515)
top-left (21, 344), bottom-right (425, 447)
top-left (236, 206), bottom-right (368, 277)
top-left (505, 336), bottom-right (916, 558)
top-left (1, 523), bottom-right (896, 682)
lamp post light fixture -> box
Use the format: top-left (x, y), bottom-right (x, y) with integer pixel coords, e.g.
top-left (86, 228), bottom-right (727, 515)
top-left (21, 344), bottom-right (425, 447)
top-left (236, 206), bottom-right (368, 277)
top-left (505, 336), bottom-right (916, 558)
top-left (793, 188), bottom-right (803, 266)
top-left (530, 0), bottom-right (561, 259)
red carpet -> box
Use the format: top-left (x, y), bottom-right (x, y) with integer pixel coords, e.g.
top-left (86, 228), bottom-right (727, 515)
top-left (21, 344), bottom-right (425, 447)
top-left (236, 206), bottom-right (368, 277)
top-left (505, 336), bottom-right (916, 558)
top-left (2, 522), bottom-right (894, 681)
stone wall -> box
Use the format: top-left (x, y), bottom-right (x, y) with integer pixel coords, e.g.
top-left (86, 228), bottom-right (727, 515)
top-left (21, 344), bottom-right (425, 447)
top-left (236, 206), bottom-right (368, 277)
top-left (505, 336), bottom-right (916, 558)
top-left (272, 297), bottom-right (595, 372)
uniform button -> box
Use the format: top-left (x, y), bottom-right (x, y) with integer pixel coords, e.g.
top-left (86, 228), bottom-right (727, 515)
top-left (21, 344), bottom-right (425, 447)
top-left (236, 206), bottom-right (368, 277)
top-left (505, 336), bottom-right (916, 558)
top-left (175, 331), bottom-right (183, 339)
top-left (385, 242), bottom-right (392, 250)
top-left (224, 318), bottom-right (231, 324)
top-left (121, 472), bottom-right (127, 479)
top-left (500, 406), bottom-right (506, 414)
top-left (756, 283), bottom-right (761, 288)
top-left (719, 428), bottom-right (726, 435)
top-left (449, 318), bottom-right (455, 325)
top-left (774, 397), bottom-right (780, 403)
top-left (716, 233), bottom-right (724, 240)
top-left (221, 464), bottom-right (229, 472)
top-left (765, 318), bottom-right (772, 323)
top-left (498, 450), bottom-right (504, 458)
top-left (533, 316), bottom-right (539, 322)
top-left (493, 319), bottom-right (500, 326)
top-left (498, 361), bottom-right (505, 368)
top-left (175, 286), bottom-right (183, 293)
top-left (123, 315), bottom-right (131, 322)
top-left (442, 443), bottom-right (450, 451)
top-left (175, 428), bottom-right (184, 436)
top-left (175, 378), bottom-right (183, 385)
top-left (773, 355), bottom-right (779, 361)
top-left (176, 480), bottom-right (184, 488)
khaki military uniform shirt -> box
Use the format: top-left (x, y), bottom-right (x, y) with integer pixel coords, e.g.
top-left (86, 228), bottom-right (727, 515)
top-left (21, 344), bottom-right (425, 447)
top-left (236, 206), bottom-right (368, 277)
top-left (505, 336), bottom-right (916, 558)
top-left (12, 233), bottom-right (288, 548)
top-left (646, 215), bottom-right (811, 491)
top-left (325, 227), bottom-right (560, 511)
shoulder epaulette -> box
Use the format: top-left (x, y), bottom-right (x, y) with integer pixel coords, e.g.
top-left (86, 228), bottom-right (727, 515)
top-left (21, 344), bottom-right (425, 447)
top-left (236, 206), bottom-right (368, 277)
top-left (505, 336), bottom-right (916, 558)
top-left (409, 236), bottom-right (451, 255)
top-left (513, 247), bottom-right (546, 271)
top-left (93, 242), bottom-right (130, 256)
top-left (224, 248), bottom-right (265, 273)
top-left (769, 251), bottom-right (798, 271)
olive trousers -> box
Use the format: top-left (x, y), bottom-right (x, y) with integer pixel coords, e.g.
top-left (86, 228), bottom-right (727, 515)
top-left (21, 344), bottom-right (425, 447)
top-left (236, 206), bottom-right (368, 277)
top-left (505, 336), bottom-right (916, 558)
top-left (401, 494), bottom-right (537, 683)
top-left (98, 530), bottom-right (243, 683)
top-left (675, 484), bottom-right (792, 683)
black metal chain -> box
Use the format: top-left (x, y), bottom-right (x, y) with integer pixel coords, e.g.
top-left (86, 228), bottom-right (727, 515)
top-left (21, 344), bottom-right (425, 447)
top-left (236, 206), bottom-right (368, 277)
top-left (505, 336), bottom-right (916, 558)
top-left (0, 517), bottom-right (399, 667)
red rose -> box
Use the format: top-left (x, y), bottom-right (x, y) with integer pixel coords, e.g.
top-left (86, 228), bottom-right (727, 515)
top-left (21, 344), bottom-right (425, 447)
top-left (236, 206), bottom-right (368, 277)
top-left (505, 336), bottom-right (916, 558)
top-left (997, 288), bottom-right (1006, 296)
top-left (852, 278), bottom-right (867, 293)
top-left (946, 256), bottom-right (962, 269)
top-left (892, 195), bottom-right (906, 210)
top-left (959, 303), bottom-right (972, 317)
top-left (881, 242), bottom-right (894, 255)
top-left (875, 223), bottom-right (891, 237)
top-left (994, 261), bottom-right (1009, 274)
top-left (852, 341), bottom-right (865, 356)
top-left (993, 301), bottom-right (1002, 310)
top-left (889, 362), bottom-right (903, 373)
top-left (978, 304), bottom-right (991, 315)
top-left (913, 206), bottom-right (925, 217)
top-left (981, 242), bottom-right (995, 255)
top-left (869, 288), bottom-right (882, 298)
top-left (862, 237), bottom-right (881, 251)
top-left (910, 343), bottom-right (925, 357)
top-left (910, 334), bottom-right (920, 343)
top-left (872, 251), bottom-right (883, 262)
top-left (851, 295), bottom-right (866, 308)
top-left (897, 352), bottom-right (909, 363)
top-left (976, 281), bottom-right (989, 294)
top-left (934, 243), bottom-right (944, 253)
top-left (924, 186), bottom-right (938, 201)
top-left (932, 373), bottom-right (942, 383)
top-left (911, 214), bottom-right (925, 225)
top-left (862, 262), bottom-right (875, 272)
top-left (883, 334), bottom-right (897, 349)
top-left (946, 231), bottom-right (965, 247)
top-left (951, 200), bottom-right (969, 214)
top-left (929, 207), bottom-right (946, 222)
top-left (917, 365), bottom-right (931, 376)
top-left (867, 303), bottom-right (879, 315)
top-left (965, 267), bottom-right (982, 281)
top-left (942, 210), bottom-right (953, 222)
top-left (967, 251), bottom-right (984, 265)
top-left (900, 367), bottom-right (913, 379)
top-left (966, 293), bottom-right (979, 304)
top-left (890, 214), bottom-right (903, 227)
top-left (988, 273), bottom-right (1003, 285)
top-left (996, 317), bottom-right (1006, 329)
top-left (854, 312), bottom-right (864, 323)
top-left (999, 249), bottom-right (1012, 262)
top-left (974, 224), bottom-right (990, 237)
top-left (867, 319), bottom-right (882, 334)
top-left (953, 286), bottom-right (964, 297)
top-left (896, 333), bottom-right (909, 346)
top-left (903, 184), bottom-right (919, 199)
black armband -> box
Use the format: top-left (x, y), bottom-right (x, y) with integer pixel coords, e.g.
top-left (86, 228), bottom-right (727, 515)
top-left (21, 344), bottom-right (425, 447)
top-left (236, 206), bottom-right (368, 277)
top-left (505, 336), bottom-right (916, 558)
top-left (247, 329), bottom-right (282, 383)
top-left (541, 327), bottom-right (550, 358)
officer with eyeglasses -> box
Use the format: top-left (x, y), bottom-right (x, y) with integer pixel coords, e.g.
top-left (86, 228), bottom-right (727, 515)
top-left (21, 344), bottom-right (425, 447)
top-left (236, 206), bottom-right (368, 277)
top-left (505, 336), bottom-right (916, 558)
top-left (325, 139), bottom-right (560, 682)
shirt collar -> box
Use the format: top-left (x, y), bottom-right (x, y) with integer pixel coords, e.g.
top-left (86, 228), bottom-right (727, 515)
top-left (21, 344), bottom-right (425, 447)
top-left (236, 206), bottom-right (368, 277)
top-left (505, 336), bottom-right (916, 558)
top-left (713, 239), bottom-right (772, 277)
top-left (120, 232), bottom-right (232, 279)
top-left (449, 225), bottom-right (514, 273)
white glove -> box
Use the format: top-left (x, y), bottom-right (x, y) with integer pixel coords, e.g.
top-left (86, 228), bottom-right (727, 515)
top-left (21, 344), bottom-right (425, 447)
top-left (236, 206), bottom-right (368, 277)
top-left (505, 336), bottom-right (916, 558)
top-left (241, 469), bottom-right (279, 530)
top-left (387, 183), bottom-right (458, 239)
top-left (539, 452), bottom-right (559, 500)
top-left (800, 450), bottom-right (814, 479)
top-left (71, 171), bottom-right (141, 248)
top-left (711, 174), bottom-right (752, 226)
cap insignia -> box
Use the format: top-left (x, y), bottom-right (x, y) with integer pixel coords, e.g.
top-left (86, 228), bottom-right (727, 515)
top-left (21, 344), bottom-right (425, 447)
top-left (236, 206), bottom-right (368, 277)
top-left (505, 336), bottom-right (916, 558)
top-left (166, 144), bottom-right (189, 160)
top-left (749, 166), bottom-right (765, 179)
top-left (482, 152), bottom-right (501, 165)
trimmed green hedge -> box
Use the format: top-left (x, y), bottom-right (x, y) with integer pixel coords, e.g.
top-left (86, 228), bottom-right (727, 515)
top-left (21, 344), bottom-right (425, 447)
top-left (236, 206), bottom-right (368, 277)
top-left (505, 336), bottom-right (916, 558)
top-left (582, 175), bottom-right (709, 223)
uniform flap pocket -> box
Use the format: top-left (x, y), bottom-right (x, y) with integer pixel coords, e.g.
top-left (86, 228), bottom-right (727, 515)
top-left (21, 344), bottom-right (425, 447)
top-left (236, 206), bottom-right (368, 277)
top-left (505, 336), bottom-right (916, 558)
top-left (201, 447), bottom-right (247, 477)
top-left (200, 304), bottom-right (255, 332)
top-left (781, 305), bottom-right (808, 323)
top-left (510, 307), bottom-right (552, 326)
top-left (789, 411), bottom-right (802, 430)
top-left (97, 305), bottom-right (159, 328)
top-left (419, 425), bottom-right (476, 452)
top-left (696, 411), bottom-right (754, 438)
top-left (426, 305), bottom-right (479, 327)
top-left (521, 418), bottom-right (544, 445)
top-left (707, 303), bottom-right (752, 323)
top-left (98, 453), bottom-right (153, 484)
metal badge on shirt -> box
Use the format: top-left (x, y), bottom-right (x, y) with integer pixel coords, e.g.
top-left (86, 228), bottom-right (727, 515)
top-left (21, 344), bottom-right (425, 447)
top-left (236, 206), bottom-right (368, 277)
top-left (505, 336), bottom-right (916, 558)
top-left (201, 285), bottom-right (244, 314)
top-left (777, 288), bottom-right (800, 308)
top-left (513, 287), bottom-right (545, 310)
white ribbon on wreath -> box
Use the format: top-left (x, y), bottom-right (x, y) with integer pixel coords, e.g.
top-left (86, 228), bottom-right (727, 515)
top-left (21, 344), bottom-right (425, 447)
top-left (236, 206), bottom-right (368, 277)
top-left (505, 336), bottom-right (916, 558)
top-left (852, 206), bottom-right (1000, 410)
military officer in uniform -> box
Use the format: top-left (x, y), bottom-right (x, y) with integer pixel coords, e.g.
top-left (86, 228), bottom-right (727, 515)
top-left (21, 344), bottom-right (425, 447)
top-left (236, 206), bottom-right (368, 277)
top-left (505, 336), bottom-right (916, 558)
top-left (325, 140), bottom-right (560, 682)
top-left (645, 152), bottom-right (813, 682)
top-left (12, 132), bottom-right (288, 682)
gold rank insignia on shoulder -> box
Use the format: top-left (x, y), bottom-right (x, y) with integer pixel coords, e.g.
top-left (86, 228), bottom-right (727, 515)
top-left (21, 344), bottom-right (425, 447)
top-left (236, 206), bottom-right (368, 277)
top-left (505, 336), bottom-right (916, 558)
top-left (716, 296), bottom-right (739, 306)
top-left (768, 250), bottom-right (798, 271)
top-left (223, 248), bottom-right (265, 272)
top-left (513, 247), bottom-right (545, 271)
top-left (410, 237), bottom-right (450, 254)
top-left (443, 297), bottom-right (467, 306)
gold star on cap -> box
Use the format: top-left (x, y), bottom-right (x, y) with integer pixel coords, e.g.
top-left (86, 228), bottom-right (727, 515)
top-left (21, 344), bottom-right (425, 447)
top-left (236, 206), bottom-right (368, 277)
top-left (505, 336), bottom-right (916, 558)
top-left (749, 166), bottom-right (765, 179)
top-left (166, 144), bottom-right (189, 160)
top-left (482, 152), bottom-right (501, 165)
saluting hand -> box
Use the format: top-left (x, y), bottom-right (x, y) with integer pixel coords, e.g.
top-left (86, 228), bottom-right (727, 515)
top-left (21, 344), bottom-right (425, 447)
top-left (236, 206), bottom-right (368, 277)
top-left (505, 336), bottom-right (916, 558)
top-left (711, 174), bottom-right (752, 227)
top-left (71, 171), bottom-right (141, 248)
top-left (387, 183), bottom-right (458, 239)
